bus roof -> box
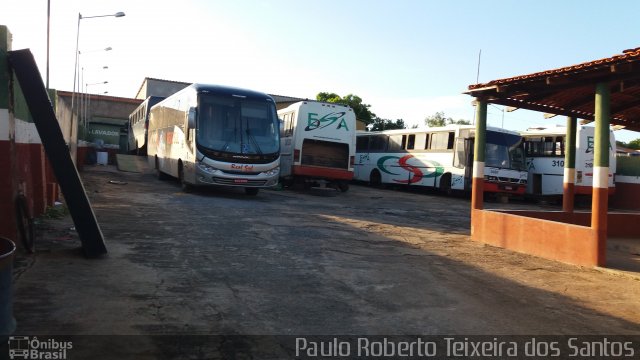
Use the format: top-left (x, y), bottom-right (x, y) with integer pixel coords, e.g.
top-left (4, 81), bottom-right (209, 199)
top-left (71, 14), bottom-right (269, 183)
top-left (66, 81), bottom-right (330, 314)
top-left (277, 100), bottom-right (353, 113)
top-left (356, 125), bottom-right (521, 136)
top-left (160, 83), bottom-right (275, 102)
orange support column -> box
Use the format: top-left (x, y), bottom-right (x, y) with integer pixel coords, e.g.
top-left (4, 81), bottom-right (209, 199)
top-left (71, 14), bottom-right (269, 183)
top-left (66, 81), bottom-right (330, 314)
top-left (471, 100), bottom-right (487, 211)
top-left (591, 83), bottom-right (610, 266)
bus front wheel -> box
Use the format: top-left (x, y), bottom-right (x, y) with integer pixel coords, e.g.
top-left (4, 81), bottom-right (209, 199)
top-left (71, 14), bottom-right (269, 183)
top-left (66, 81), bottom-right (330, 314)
top-left (155, 156), bottom-right (168, 180)
top-left (178, 162), bottom-right (193, 192)
top-left (439, 173), bottom-right (452, 195)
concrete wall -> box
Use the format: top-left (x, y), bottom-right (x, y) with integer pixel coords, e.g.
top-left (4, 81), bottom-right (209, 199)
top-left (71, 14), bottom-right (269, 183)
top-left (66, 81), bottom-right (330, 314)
top-left (610, 176), bottom-right (640, 210)
top-left (135, 78), bottom-right (189, 100)
top-left (0, 25), bottom-right (59, 243)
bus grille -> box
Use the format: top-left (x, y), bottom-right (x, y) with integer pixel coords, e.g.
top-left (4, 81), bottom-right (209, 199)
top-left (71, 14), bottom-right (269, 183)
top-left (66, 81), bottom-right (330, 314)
top-left (498, 177), bottom-right (520, 183)
top-left (212, 178), bottom-right (267, 186)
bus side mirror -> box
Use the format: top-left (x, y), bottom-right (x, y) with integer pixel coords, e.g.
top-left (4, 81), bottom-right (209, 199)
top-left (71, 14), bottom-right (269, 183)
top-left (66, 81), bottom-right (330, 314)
top-left (187, 107), bottom-right (197, 129)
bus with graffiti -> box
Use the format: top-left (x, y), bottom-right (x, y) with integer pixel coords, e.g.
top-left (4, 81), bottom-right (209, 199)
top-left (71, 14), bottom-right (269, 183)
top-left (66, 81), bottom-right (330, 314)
top-left (147, 84), bottom-right (281, 195)
top-left (521, 125), bottom-right (616, 197)
top-left (354, 125), bottom-right (528, 195)
top-left (278, 101), bottom-right (356, 191)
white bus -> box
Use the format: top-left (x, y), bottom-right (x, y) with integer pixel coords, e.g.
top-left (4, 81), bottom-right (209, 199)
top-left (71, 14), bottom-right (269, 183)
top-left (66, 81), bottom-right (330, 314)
top-left (354, 125), bottom-right (528, 195)
top-left (147, 84), bottom-right (280, 195)
top-left (278, 101), bottom-right (356, 191)
top-left (521, 125), bottom-right (616, 196)
top-left (128, 95), bottom-right (165, 155)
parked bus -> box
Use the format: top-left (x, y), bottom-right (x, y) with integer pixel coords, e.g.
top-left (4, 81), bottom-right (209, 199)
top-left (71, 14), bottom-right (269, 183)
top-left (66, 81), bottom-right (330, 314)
top-left (128, 95), bottom-right (165, 155)
top-left (354, 125), bottom-right (528, 195)
top-left (521, 125), bottom-right (616, 197)
top-left (278, 101), bottom-right (356, 191)
top-left (147, 84), bottom-right (280, 195)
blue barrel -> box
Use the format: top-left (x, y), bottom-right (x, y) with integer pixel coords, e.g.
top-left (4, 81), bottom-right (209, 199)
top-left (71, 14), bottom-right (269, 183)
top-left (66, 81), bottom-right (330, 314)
top-left (0, 237), bottom-right (16, 337)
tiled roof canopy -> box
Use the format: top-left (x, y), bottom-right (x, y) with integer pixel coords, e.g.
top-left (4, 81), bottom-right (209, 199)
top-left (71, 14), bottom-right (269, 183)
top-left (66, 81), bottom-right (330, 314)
top-left (466, 47), bottom-right (640, 132)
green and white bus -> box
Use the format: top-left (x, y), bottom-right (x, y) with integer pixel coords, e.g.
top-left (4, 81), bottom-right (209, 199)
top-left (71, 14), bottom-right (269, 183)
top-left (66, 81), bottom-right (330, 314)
top-left (147, 84), bottom-right (280, 195)
top-left (354, 125), bottom-right (528, 195)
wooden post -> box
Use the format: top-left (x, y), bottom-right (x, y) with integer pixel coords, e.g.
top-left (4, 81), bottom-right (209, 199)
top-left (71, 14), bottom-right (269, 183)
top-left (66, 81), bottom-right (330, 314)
top-left (562, 116), bottom-right (577, 212)
top-left (471, 100), bottom-right (487, 211)
top-left (591, 83), bottom-right (610, 266)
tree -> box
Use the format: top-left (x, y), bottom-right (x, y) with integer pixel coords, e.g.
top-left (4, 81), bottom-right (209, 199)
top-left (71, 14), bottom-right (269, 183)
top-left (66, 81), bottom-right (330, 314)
top-left (424, 111), bottom-right (470, 127)
top-left (316, 92), bottom-right (376, 126)
top-left (628, 138), bottom-right (640, 150)
top-left (370, 118), bottom-right (405, 131)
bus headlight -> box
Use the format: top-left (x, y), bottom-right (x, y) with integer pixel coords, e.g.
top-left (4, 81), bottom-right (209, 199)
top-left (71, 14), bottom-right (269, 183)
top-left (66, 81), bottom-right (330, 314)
top-left (197, 162), bottom-right (217, 173)
top-left (484, 175), bottom-right (498, 181)
top-left (262, 166), bottom-right (280, 177)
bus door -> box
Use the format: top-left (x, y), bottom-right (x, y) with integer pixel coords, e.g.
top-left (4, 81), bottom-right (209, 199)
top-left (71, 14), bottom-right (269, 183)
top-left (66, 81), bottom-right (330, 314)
top-left (464, 138), bottom-right (474, 191)
top-left (279, 112), bottom-right (295, 177)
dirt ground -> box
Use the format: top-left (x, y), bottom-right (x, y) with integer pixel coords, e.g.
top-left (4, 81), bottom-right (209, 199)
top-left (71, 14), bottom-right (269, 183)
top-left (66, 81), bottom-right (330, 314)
top-left (7, 164), bottom-right (640, 356)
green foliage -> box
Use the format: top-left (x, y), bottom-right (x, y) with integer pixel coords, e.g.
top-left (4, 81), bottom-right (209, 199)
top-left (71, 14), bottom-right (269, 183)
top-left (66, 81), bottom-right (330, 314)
top-left (628, 139), bottom-right (640, 150)
top-left (424, 111), bottom-right (471, 127)
top-left (617, 155), bottom-right (640, 176)
top-left (316, 92), bottom-right (376, 125)
top-left (42, 204), bottom-right (68, 219)
top-left (370, 118), bottom-right (405, 131)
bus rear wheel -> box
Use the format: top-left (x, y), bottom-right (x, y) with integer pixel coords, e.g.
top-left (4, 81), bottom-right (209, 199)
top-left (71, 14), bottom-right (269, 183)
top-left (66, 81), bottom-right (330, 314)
top-left (369, 170), bottom-right (382, 188)
top-left (337, 180), bottom-right (349, 192)
top-left (178, 162), bottom-right (193, 192)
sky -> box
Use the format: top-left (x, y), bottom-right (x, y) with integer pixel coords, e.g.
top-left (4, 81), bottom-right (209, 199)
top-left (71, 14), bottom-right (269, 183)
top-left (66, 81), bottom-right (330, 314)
top-left (2, 0), bottom-right (640, 142)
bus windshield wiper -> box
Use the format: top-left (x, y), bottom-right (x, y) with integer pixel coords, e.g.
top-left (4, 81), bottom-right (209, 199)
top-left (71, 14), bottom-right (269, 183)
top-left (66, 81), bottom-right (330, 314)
top-left (245, 128), bottom-right (263, 155)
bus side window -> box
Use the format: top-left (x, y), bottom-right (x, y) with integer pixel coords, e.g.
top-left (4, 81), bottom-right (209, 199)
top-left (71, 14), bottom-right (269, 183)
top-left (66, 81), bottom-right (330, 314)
top-left (287, 112), bottom-right (295, 136)
top-left (388, 135), bottom-right (403, 152)
top-left (430, 132), bottom-right (450, 150)
top-left (423, 133), bottom-right (430, 150)
top-left (406, 134), bottom-right (415, 150)
top-left (369, 135), bottom-right (388, 152)
top-left (555, 136), bottom-right (564, 156)
top-left (543, 137), bottom-right (554, 156)
top-left (356, 136), bottom-right (369, 152)
top-left (453, 137), bottom-right (466, 168)
top-left (447, 132), bottom-right (455, 149)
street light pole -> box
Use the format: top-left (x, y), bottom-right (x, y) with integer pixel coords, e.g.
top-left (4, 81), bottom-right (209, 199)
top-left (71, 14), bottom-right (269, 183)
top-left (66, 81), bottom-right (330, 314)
top-left (69, 11), bottom-right (125, 165)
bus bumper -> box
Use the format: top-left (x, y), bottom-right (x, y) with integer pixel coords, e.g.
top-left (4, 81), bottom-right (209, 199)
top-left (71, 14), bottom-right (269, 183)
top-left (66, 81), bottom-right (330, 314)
top-left (195, 166), bottom-right (280, 188)
top-left (292, 165), bottom-right (354, 180)
top-left (484, 181), bottom-right (526, 195)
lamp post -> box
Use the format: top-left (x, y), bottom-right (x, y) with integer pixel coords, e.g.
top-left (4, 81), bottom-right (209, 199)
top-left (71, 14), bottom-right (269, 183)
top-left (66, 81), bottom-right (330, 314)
top-left (69, 11), bottom-right (124, 164)
top-left (82, 80), bottom-right (109, 141)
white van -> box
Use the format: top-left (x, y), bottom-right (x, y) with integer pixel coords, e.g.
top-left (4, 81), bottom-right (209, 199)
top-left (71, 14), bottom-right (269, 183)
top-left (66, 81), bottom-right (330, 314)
top-left (278, 101), bottom-right (356, 191)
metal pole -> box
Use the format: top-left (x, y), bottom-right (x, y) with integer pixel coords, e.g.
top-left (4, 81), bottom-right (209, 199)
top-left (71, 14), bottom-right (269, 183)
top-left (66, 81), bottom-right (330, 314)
top-left (69, 13), bottom-right (81, 160)
top-left (46, 0), bottom-right (50, 88)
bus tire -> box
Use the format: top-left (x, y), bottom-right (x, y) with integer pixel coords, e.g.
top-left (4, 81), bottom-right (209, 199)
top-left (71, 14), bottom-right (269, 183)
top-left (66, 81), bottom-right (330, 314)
top-left (245, 187), bottom-right (259, 196)
top-left (155, 156), bottom-right (168, 180)
top-left (439, 173), bottom-right (452, 195)
top-left (369, 169), bottom-right (382, 188)
top-left (337, 180), bottom-right (349, 192)
top-left (178, 161), bottom-right (192, 192)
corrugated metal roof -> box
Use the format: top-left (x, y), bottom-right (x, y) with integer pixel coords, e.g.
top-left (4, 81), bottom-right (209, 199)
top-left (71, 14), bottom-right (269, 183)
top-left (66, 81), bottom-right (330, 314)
top-left (466, 47), bottom-right (640, 132)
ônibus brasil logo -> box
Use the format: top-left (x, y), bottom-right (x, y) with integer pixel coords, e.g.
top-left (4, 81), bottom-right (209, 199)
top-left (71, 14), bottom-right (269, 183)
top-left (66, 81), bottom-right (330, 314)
top-left (377, 155), bottom-right (444, 184)
top-left (305, 112), bottom-right (349, 131)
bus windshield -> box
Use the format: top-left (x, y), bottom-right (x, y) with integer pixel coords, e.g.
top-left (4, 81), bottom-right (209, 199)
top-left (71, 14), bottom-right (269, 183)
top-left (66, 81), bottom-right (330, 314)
top-left (197, 95), bottom-right (279, 155)
top-left (485, 131), bottom-right (527, 171)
